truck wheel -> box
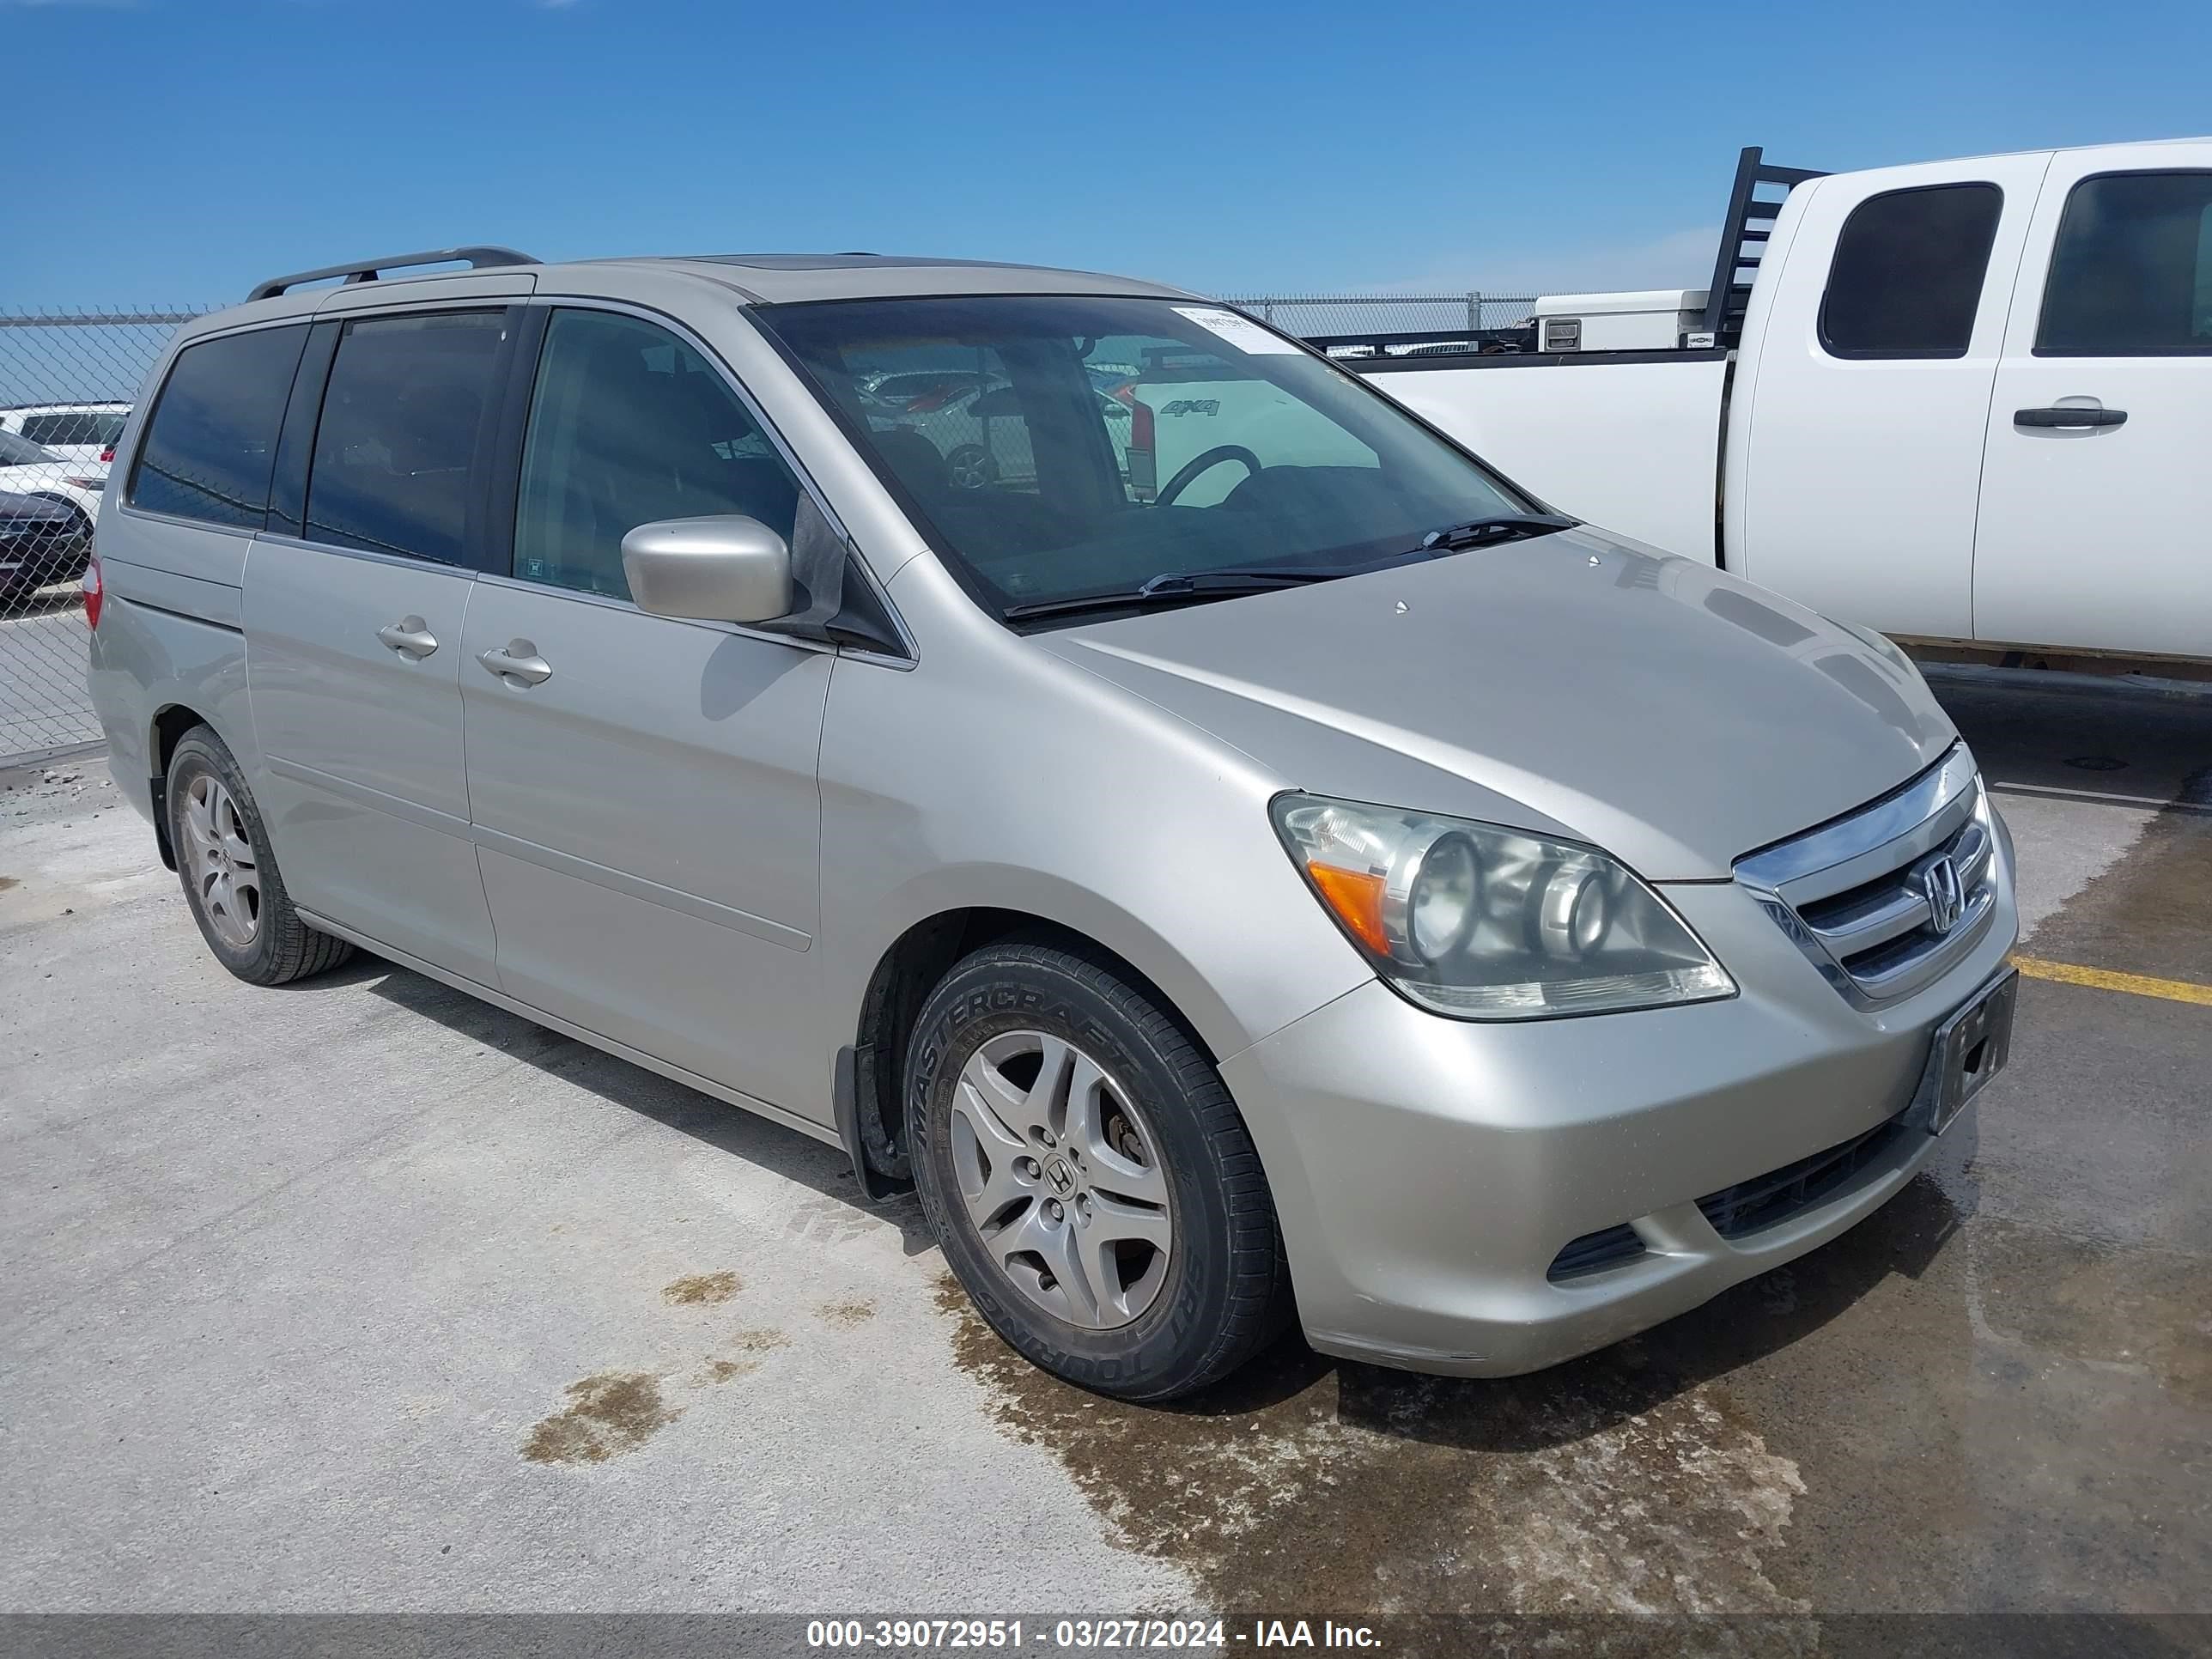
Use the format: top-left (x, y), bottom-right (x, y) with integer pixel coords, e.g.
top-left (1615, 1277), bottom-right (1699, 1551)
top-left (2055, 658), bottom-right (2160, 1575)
top-left (908, 937), bottom-right (1289, 1401)
top-left (166, 727), bottom-right (355, 986)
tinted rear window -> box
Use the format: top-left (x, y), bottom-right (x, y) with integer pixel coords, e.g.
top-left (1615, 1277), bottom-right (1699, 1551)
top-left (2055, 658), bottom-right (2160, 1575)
top-left (2038, 171), bottom-right (2212, 355)
top-left (130, 328), bottom-right (308, 527)
top-left (21, 411), bottom-right (127, 447)
top-left (304, 311), bottom-right (507, 565)
top-left (1820, 183), bottom-right (2003, 358)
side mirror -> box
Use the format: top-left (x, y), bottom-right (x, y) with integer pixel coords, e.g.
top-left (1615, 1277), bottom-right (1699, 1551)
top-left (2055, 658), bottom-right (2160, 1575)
top-left (620, 515), bottom-right (793, 623)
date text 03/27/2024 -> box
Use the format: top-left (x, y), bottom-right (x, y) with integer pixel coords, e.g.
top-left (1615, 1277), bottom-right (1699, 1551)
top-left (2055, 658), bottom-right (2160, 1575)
top-left (804, 1619), bottom-right (1382, 1650)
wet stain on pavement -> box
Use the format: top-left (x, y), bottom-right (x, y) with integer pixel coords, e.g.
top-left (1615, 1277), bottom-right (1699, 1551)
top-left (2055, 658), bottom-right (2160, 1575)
top-left (933, 1275), bottom-right (1812, 1613)
top-left (1968, 1218), bottom-right (2212, 1405)
top-left (521, 1371), bottom-right (679, 1464)
top-left (2023, 763), bottom-right (2212, 985)
top-left (817, 1297), bottom-right (877, 1329)
top-left (661, 1271), bottom-right (742, 1306)
top-left (0, 876), bottom-right (17, 891)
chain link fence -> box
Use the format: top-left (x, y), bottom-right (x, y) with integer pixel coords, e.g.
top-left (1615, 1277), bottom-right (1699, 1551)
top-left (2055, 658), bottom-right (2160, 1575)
top-left (0, 289), bottom-right (1547, 767)
top-left (1217, 292), bottom-right (1539, 344)
top-left (2, 308), bottom-right (214, 763)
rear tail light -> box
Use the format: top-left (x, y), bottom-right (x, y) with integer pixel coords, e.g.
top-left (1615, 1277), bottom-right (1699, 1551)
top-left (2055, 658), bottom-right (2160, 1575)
top-left (99, 445), bottom-right (116, 463)
top-left (82, 553), bottom-right (103, 629)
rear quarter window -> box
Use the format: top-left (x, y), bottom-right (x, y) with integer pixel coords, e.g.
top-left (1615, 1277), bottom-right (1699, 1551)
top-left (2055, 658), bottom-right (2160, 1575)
top-left (129, 327), bottom-right (309, 528)
top-left (1820, 183), bottom-right (2004, 359)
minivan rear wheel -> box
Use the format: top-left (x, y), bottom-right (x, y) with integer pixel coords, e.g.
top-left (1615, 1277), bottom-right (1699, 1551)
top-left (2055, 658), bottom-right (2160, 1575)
top-left (166, 727), bottom-right (355, 986)
top-left (907, 937), bottom-right (1290, 1401)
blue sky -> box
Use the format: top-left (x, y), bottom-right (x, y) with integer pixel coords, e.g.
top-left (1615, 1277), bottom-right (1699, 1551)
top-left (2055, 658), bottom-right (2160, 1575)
top-left (5, 0), bottom-right (2210, 307)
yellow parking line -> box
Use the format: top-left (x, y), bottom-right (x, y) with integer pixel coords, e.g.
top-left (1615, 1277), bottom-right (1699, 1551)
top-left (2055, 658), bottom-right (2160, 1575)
top-left (2012, 954), bottom-right (2212, 1008)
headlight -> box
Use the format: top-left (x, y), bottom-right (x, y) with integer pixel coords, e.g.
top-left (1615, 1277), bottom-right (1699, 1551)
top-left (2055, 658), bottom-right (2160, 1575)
top-left (1270, 793), bottom-right (1735, 1020)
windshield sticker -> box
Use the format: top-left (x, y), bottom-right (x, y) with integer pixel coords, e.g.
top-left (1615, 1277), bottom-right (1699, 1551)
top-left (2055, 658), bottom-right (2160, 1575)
top-left (1171, 307), bottom-right (1302, 356)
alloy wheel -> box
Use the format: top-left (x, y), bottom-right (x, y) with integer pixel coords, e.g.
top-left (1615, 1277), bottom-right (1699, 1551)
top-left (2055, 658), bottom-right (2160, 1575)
top-left (949, 1028), bottom-right (1174, 1329)
top-left (179, 773), bottom-right (261, 949)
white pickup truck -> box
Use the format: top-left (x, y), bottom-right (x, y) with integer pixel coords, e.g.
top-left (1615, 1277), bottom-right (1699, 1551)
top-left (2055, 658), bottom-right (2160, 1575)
top-left (1341, 140), bottom-right (2212, 665)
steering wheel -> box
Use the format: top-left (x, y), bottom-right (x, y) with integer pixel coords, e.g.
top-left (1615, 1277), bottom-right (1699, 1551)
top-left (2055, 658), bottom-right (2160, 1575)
top-left (1157, 445), bottom-right (1262, 507)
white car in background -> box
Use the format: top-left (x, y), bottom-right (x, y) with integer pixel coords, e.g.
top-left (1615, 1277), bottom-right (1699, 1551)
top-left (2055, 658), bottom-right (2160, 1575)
top-left (0, 403), bottom-right (131, 468)
top-left (0, 429), bottom-right (106, 532)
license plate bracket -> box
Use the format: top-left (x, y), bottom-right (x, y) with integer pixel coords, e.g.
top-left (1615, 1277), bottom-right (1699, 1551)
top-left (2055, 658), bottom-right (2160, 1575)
top-left (1917, 967), bottom-right (2018, 1136)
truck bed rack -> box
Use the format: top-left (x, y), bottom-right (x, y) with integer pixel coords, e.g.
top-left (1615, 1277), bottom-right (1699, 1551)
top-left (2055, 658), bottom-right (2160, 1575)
top-left (247, 246), bottom-right (540, 303)
top-left (1701, 148), bottom-right (1826, 350)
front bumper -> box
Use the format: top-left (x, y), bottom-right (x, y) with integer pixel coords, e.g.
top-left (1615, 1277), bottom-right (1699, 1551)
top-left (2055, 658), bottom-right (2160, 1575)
top-left (1220, 838), bottom-right (2018, 1377)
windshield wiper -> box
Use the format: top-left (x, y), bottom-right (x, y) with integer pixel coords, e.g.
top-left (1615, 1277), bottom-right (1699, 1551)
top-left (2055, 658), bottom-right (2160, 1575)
top-left (1415, 512), bottom-right (1578, 553)
top-left (1002, 566), bottom-right (1339, 622)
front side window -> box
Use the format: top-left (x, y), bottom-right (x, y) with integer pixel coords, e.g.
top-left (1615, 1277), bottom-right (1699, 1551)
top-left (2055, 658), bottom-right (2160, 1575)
top-left (305, 311), bottom-right (507, 564)
top-left (513, 308), bottom-right (802, 600)
top-left (0, 431), bottom-right (54, 466)
top-left (756, 295), bottom-right (1533, 623)
top-left (1820, 184), bottom-right (2003, 359)
top-left (2038, 172), bottom-right (2212, 355)
top-left (129, 326), bottom-right (307, 528)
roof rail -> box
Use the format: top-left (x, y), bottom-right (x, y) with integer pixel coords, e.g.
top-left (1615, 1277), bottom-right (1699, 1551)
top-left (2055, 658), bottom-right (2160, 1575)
top-left (1699, 148), bottom-right (1828, 351)
top-left (246, 246), bottom-right (539, 303)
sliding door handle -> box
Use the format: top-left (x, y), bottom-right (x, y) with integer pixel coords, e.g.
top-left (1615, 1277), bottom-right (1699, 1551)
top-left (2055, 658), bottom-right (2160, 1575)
top-left (477, 641), bottom-right (553, 687)
top-left (2014, 406), bottom-right (2126, 428)
top-left (375, 617), bottom-right (439, 658)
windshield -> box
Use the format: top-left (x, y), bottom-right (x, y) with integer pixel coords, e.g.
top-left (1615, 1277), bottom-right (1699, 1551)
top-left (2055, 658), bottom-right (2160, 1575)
top-left (755, 295), bottom-right (1537, 623)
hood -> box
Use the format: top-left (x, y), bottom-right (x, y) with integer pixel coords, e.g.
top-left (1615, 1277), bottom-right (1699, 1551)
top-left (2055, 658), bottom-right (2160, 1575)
top-left (1035, 530), bottom-right (1957, 881)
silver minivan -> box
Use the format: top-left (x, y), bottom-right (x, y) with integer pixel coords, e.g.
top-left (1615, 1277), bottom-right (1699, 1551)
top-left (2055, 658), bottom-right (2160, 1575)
top-left (88, 248), bottom-right (2019, 1401)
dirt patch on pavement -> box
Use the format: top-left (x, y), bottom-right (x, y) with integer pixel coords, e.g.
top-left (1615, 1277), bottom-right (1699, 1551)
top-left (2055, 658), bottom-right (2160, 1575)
top-left (661, 1270), bottom-right (743, 1306)
top-left (522, 1371), bottom-right (680, 1464)
top-left (817, 1297), bottom-right (877, 1329)
top-left (702, 1329), bottom-right (793, 1384)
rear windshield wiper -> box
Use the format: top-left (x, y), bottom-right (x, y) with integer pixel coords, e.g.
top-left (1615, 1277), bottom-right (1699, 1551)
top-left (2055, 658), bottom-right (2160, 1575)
top-left (1415, 513), bottom-right (1578, 553)
top-left (1002, 566), bottom-right (1340, 622)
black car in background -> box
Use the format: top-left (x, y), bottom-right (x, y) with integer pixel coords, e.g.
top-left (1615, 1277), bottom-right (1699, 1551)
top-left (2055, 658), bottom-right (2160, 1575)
top-left (0, 490), bottom-right (88, 609)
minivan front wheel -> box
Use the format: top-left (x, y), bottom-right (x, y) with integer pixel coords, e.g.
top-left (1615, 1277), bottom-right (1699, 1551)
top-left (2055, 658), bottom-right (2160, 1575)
top-left (908, 938), bottom-right (1289, 1401)
top-left (166, 727), bottom-right (355, 986)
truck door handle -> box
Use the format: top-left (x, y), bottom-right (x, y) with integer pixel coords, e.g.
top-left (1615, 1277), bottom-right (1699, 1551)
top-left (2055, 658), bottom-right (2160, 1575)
top-left (375, 617), bottom-right (439, 658)
top-left (477, 641), bottom-right (553, 686)
top-left (2014, 406), bottom-right (2127, 428)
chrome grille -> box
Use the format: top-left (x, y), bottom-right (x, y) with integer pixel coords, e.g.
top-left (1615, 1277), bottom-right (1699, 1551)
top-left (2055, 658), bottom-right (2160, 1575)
top-left (1735, 745), bottom-right (1998, 1007)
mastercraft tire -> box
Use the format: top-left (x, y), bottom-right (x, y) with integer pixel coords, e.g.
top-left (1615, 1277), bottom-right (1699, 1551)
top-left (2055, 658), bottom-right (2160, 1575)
top-left (908, 937), bottom-right (1290, 1401)
top-left (166, 726), bottom-right (355, 986)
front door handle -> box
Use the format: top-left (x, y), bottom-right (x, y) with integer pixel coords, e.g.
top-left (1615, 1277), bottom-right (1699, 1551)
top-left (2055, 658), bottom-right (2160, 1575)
top-left (2014, 405), bottom-right (2127, 428)
top-left (375, 617), bottom-right (439, 658)
top-left (477, 640), bottom-right (553, 687)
